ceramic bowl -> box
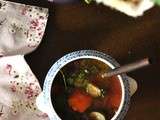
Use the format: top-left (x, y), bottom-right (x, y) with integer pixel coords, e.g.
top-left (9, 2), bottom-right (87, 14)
top-left (36, 50), bottom-right (130, 120)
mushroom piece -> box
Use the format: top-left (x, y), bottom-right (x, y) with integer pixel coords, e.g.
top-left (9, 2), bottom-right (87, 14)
top-left (89, 112), bottom-right (106, 120)
top-left (86, 83), bottom-right (102, 98)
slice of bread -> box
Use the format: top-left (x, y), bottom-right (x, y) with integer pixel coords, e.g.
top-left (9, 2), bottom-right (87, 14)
top-left (95, 0), bottom-right (154, 17)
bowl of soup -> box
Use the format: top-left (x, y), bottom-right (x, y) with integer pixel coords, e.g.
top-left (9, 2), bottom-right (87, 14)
top-left (36, 50), bottom-right (130, 120)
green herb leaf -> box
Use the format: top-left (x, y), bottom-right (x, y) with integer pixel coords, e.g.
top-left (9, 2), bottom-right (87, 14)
top-left (90, 66), bottom-right (98, 74)
top-left (154, 0), bottom-right (160, 5)
top-left (67, 78), bottom-right (74, 86)
top-left (74, 78), bottom-right (88, 88)
top-left (60, 70), bottom-right (68, 90)
top-left (84, 0), bottom-right (93, 4)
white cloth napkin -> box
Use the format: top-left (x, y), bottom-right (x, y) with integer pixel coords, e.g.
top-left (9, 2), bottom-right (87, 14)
top-left (0, 0), bottom-right (49, 119)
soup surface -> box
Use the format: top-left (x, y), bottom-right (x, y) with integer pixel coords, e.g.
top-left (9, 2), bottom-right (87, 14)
top-left (52, 59), bottom-right (122, 120)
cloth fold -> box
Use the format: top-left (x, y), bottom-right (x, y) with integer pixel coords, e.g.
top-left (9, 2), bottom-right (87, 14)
top-left (0, 0), bottom-right (49, 119)
top-left (0, 0), bottom-right (48, 56)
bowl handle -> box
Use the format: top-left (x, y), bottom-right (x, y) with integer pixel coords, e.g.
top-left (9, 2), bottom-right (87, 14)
top-left (36, 92), bottom-right (61, 120)
top-left (36, 92), bottom-right (50, 113)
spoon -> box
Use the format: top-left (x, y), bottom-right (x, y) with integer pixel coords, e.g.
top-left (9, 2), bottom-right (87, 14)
top-left (101, 58), bottom-right (150, 78)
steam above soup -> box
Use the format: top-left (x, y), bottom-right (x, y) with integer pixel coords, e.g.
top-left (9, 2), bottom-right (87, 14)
top-left (52, 59), bottom-right (122, 120)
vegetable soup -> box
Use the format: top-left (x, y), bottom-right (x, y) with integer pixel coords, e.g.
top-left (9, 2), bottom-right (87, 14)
top-left (52, 59), bottom-right (122, 120)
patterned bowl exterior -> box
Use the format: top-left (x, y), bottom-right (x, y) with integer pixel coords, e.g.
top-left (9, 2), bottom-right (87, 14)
top-left (41, 50), bottom-right (130, 120)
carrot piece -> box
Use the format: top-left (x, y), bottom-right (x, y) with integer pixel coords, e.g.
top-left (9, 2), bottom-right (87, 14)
top-left (68, 89), bottom-right (93, 113)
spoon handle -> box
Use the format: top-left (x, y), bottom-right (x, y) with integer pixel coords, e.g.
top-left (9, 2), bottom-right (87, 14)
top-left (102, 58), bottom-right (150, 78)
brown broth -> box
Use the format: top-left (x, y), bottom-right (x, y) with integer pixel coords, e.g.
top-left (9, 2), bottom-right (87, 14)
top-left (51, 59), bottom-right (122, 120)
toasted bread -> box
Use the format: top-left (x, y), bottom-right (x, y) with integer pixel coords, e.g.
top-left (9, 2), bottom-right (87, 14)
top-left (95, 0), bottom-right (154, 17)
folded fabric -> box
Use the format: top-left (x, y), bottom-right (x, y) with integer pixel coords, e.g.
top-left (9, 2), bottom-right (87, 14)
top-left (0, 56), bottom-right (49, 120)
top-left (0, 0), bottom-right (48, 56)
top-left (0, 0), bottom-right (49, 119)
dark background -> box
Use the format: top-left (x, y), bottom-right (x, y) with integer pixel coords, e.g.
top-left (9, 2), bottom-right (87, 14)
top-left (11, 0), bottom-right (160, 119)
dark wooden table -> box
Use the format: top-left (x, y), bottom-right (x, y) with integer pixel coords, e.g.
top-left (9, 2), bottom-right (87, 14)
top-left (10, 0), bottom-right (160, 119)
